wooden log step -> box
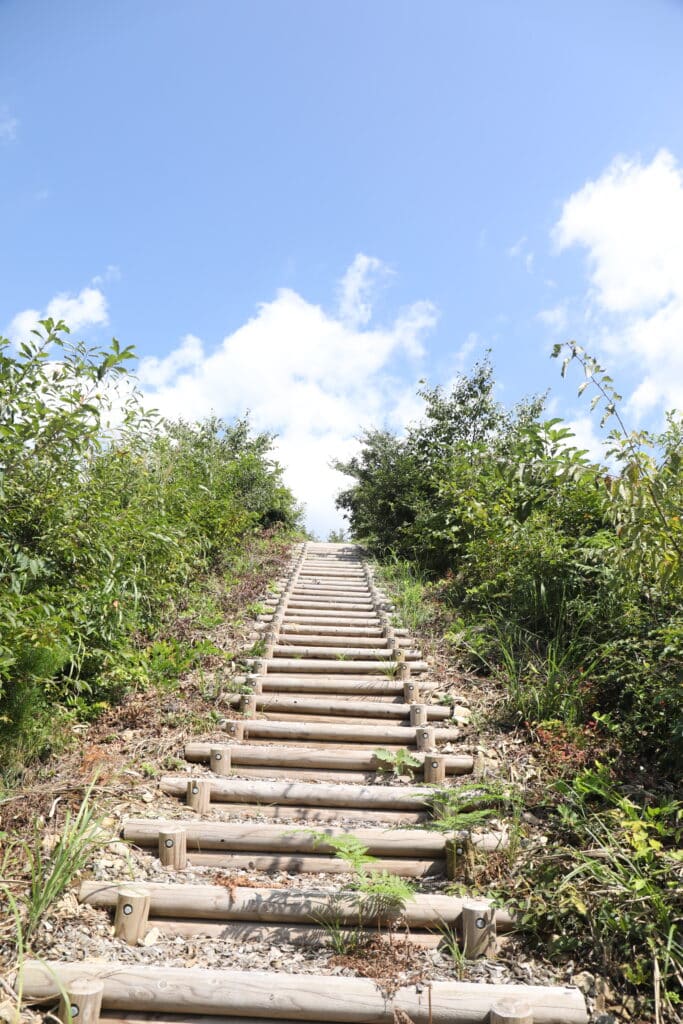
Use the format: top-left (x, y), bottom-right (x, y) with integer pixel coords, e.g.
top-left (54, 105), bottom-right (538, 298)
top-left (159, 777), bottom-right (489, 814)
top-left (285, 600), bottom-right (374, 611)
top-left (271, 645), bottom-right (421, 660)
top-left (263, 659), bottom-right (428, 674)
top-left (279, 624), bottom-right (384, 637)
top-left (158, 775), bottom-right (429, 810)
top-left (184, 742), bottom-right (473, 774)
top-left (22, 963), bottom-right (589, 1023)
top-left (123, 819), bottom-right (449, 855)
top-left (244, 712), bottom-right (433, 727)
top-left (147, 919), bottom-right (443, 946)
top-left (282, 610), bottom-right (381, 621)
top-left (179, 801), bottom-right (428, 824)
top-left (101, 1014), bottom-right (327, 1024)
top-left (280, 618), bottom-right (382, 628)
top-left (226, 719), bottom-right (462, 744)
top-left (294, 573), bottom-right (366, 581)
top-left (292, 585), bottom-right (370, 593)
top-left (254, 673), bottom-right (418, 686)
top-left (257, 676), bottom-right (416, 694)
top-left (290, 589), bottom-right (371, 595)
top-left (223, 695), bottom-right (448, 718)
top-left (80, 881), bottom-right (512, 929)
top-left (193, 766), bottom-right (412, 784)
top-left (274, 635), bottom-right (390, 648)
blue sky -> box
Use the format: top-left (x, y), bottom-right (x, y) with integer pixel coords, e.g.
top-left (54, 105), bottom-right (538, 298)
top-left (2, 0), bottom-right (683, 534)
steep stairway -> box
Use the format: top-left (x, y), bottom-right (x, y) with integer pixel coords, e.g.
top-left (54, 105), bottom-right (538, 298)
top-left (22, 542), bottom-right (588, 1024)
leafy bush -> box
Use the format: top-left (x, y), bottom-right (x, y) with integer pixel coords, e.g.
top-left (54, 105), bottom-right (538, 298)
top-left (336, 353), bottom-right (682, 772)
top-left (0, 319), bottom-right (301, 778)
top-left (512, 766), bottom-right (682, 1018)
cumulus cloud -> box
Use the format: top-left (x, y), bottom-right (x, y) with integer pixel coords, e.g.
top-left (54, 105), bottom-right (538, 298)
top-left (554, 149), bottom-right (683, 418)
top-left (7, 286), bottom-right (109, 342)
top-left (139, 258), bottom-right (437, 536)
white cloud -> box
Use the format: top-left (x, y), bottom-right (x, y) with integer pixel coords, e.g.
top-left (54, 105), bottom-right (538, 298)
top-left (537, 303), bottom-right (568, 332)
top-left (563, 415), bottom-right (608, 465)
top-left (508, 236), bottom-right (534, 273)
top-left (46, 287), bottom-right (108, 331)
top-left (554, 149), bottom-right (683, 418)
top-left (91, 265), bottom-right (121, 287)
top-left (8, 286), bottom-right (109, 343)
top-left (0, 105), bottom-right (18, 142)
top-left (138, 257), bottom-right (437, 536)
top-left (337, 253), bottom-right (392, 327)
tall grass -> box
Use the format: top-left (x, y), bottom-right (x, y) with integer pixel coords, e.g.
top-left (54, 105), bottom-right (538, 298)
top-left (376, 558), bottom-right (432, 633)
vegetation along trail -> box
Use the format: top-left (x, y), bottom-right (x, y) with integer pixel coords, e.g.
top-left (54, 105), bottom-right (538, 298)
top-left (1, 331), bottom-right (680, 1024)
top-left (6, 539), bottom-right (591, 1024)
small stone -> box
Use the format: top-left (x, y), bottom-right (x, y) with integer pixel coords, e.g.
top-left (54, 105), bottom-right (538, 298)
top-left (141, 791), bottom-right (155, 803)
top-left (140, 927), bottom-right (162, 946)
top-left (571, 971), bottom-right (595, 995)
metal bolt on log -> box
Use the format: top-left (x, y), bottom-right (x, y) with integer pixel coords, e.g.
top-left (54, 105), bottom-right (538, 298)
top-left (446, 835), bottom-right (476, 883)
top-left (403, 680), bottom-right (419, 702)
top-left (113, 887), bottom-right (150, 945)
top-left (58, 979), bottom-right (104, 1024)
top-left (240, 693), bottom-right (257, 717)
top-left (462, 900), bottom-right (497, 959)
top-left (186, 779), bottom-right (211, 815)
top-left (398, 662), bottom-right (412, 682)
top-left (210, 746), bottom-right (232, 777)
top-left (424, 754), bottom-right (446, 784)
top-left (410, 704), bottom-right (428, 727)
top-left (158, 828), bottom-right (187, 869)
top-left (223, 719), bottom-right (245, 741)
top-left (416, 726), bottom-right (435, 751)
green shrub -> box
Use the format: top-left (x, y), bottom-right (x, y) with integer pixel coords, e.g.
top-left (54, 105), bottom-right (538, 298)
top-left (0, 319), bottom-right (301, 778)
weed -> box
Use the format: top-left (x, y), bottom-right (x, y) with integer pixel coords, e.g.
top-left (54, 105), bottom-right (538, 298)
top-left (374, 747), bottom-right (421, 777)
top-left (439, 922), bottom-right (466, 977)
top-left (246, 601), bottom-right (269, 617)
top-left (376, 559), bottom-right (432, 633)
top-left (425, 781), bottom-right (514, 832)
top-left (307, 831), bottom-right (377, 874)
top-left (512, 765), bottom-right (683, 1018)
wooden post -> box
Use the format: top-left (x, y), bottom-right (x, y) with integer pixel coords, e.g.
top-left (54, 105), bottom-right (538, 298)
top-left (473, 750), bottom-right (486, 778)
top-left (410, 704), bottom-right (428, 727)
top-left (210, 746), bottom-right (232, 777)
top-left (113, 887), bottom-right (150, 945)
top-left (158, 828), bottom-right (187, 869)
top-left (223, 719), bottom-right (245, 741)
top-left (398, 661), bottom-right (412, 682)
top-left (462, 900), bottom-right (497, 959)
top-left (445, 835), bottom-right (476, 883)
top-left (248, 676), bottom-right (263, 694)
top-left (490, 998), bottom-right (533, 1024)
top-left (403, 679), bottom-right (419, 702)
top-left (415, 726), bottom-right (435, 752)
top-left (241, 693), bottom-right (257, 717)
top-left (186, 779), bottom-right (211, 814)
top-left (58, 979), bottom-right (104, 1024)
top-left (423, 754), bottom-right (446, 784)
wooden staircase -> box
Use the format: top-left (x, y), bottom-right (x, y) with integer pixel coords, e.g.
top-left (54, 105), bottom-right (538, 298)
top-left (22, 542), bottom-right (588, 1024)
